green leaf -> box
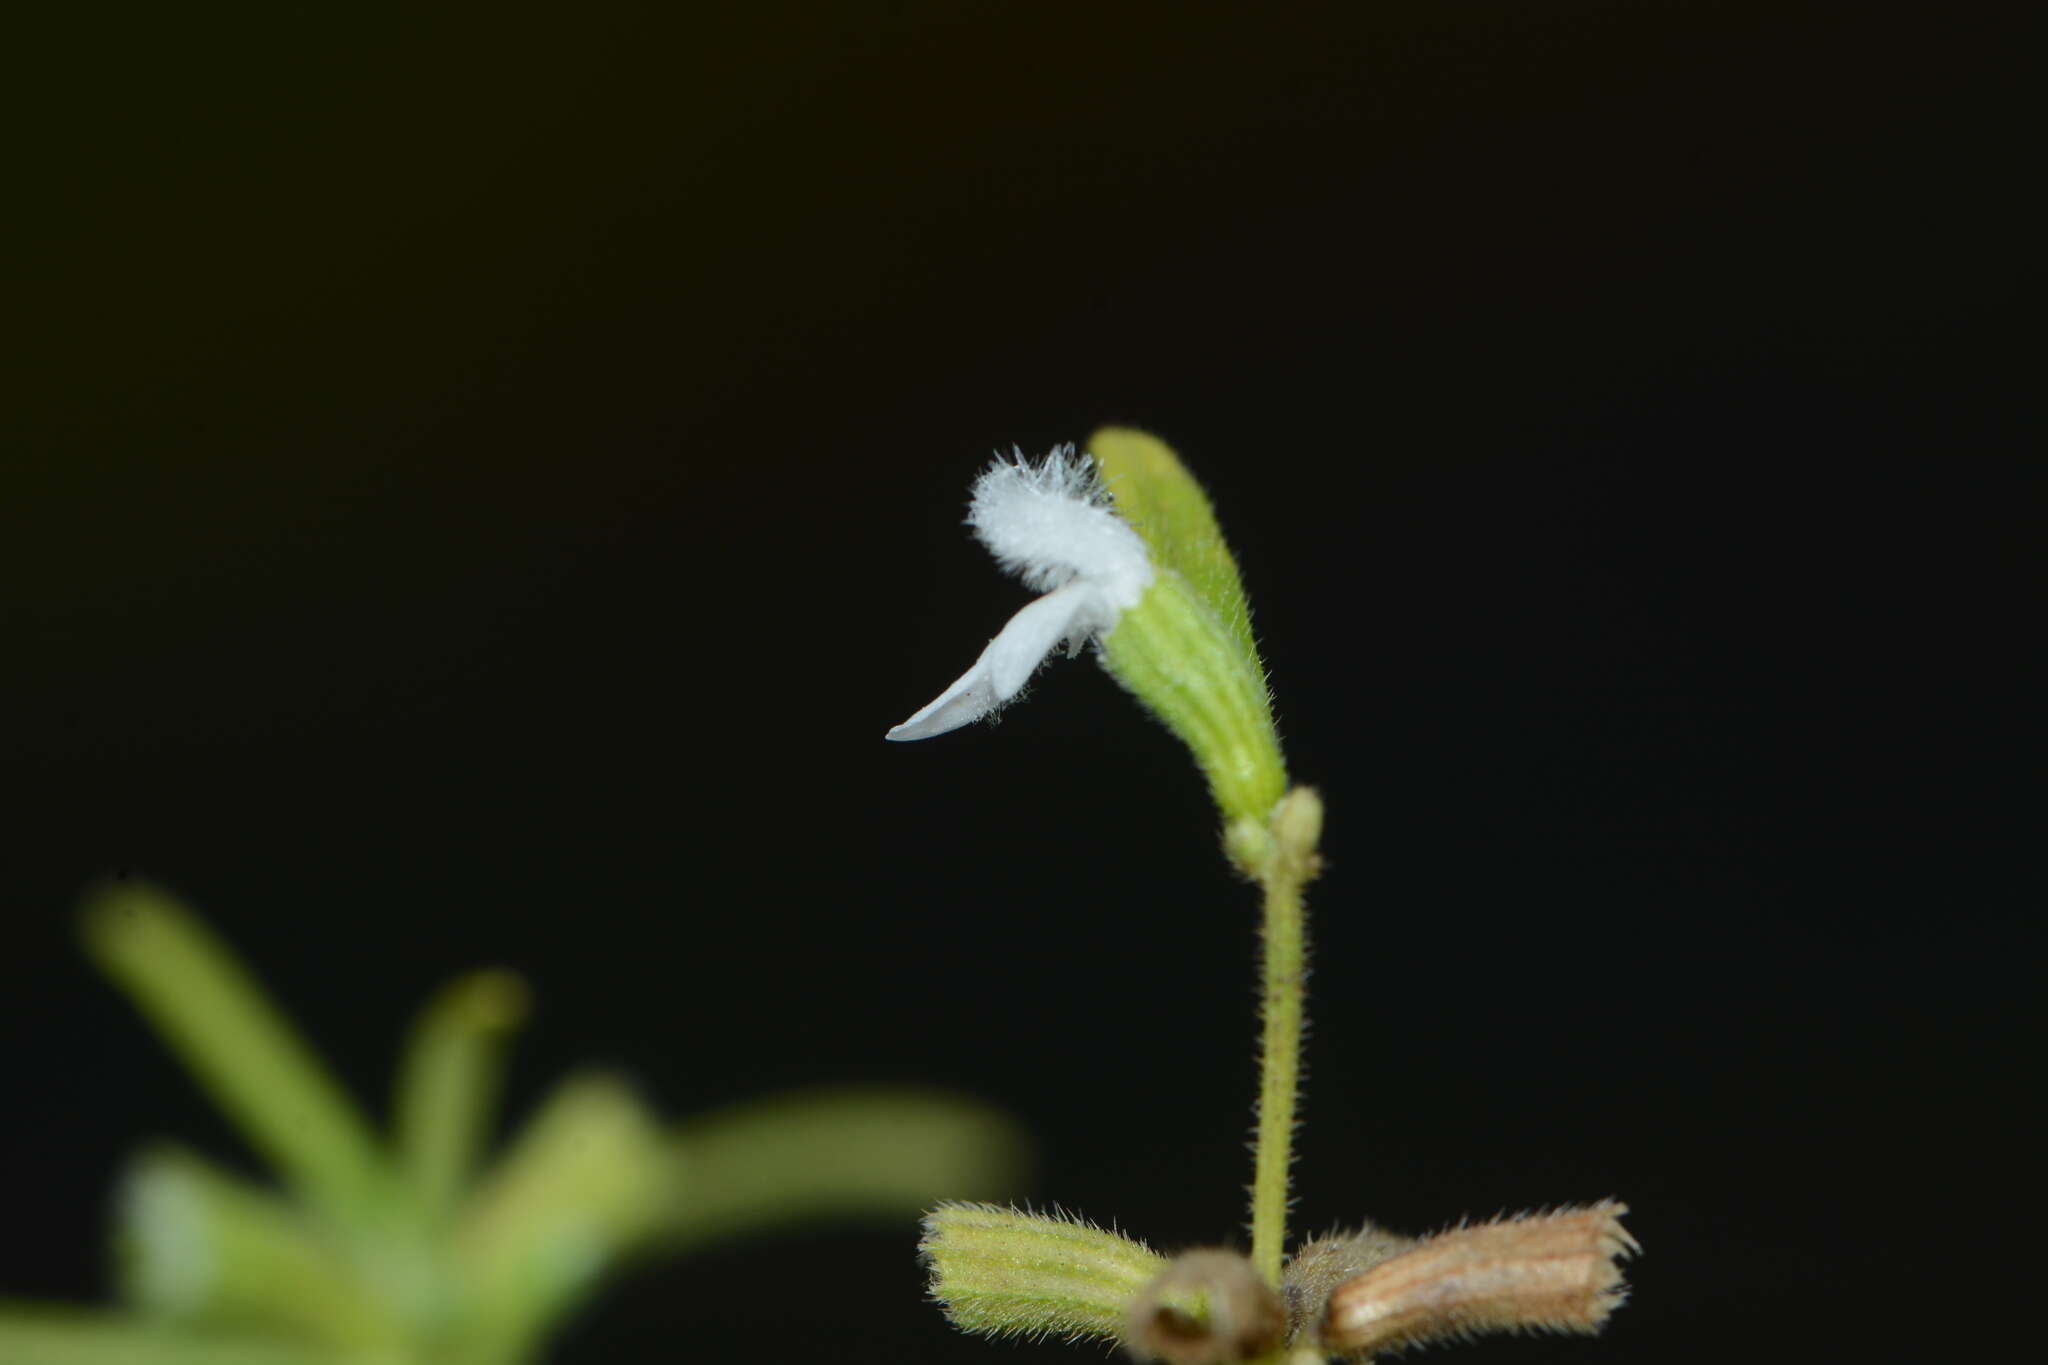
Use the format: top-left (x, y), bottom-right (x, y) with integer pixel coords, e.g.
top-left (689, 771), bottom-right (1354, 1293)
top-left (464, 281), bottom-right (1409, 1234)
top-left (79, 882), bottom-right (397, 1237)
top-left (449, 1072), bottom-right (669, 1364)
top-left (658, 1087), bottom-right (1027, 1250)
top-left (392, 970), bottom-right (529, 1226)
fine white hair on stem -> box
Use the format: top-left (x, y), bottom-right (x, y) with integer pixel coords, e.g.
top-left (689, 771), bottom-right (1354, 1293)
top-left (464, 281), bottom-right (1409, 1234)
top-left (888, 445), bottom-right (1155, 742)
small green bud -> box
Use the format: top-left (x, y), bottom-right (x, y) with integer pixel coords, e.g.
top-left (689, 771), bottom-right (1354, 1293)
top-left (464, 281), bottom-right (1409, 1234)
top-left (1268, 786), bottom-right (1324, 883)
top-left (920, 1203), bottom-right (1168, 1344)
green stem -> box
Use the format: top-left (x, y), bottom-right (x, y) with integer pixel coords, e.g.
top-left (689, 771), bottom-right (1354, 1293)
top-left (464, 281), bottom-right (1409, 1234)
top-left (1247, 789), bottom-right (1322, 1289)
top-left (1248, 871), bottom-right (1305, 1286)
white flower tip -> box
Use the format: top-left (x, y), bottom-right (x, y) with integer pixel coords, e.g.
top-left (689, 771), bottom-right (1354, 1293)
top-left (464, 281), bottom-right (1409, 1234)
top-left (968, 445), bottom-right (1152, 604)
top-left (886, 582), bottom-right (1109, 741)
top-left (886, 675), bottom-right (996, 741)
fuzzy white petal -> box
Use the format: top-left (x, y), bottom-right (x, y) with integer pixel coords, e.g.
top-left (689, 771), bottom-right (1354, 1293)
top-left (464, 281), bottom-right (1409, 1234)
top-left (968, 448), bottom-right (1153, 604)
top-left (886, 581), bottom-right (1111, 741)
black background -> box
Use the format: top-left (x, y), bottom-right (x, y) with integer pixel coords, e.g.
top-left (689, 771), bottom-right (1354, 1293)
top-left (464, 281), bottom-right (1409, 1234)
top-left (5, 3), bottom-right (2035, 1363)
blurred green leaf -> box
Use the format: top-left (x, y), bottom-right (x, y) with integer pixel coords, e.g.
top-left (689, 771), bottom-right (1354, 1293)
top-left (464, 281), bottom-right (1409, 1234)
top-left (660, 1087), bottom-right (1028, 1249)
top-left (33, 881), bottom-right (1029, 1365)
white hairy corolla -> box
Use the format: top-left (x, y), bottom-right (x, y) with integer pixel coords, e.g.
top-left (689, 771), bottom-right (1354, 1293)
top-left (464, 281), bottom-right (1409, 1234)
top-left (887, 445), bottom-right (1154, 741)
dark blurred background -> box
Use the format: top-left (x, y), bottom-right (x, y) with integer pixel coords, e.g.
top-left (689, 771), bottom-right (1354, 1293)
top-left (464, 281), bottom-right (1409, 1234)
top-left (5, 3), bottom-right (2035, 1362)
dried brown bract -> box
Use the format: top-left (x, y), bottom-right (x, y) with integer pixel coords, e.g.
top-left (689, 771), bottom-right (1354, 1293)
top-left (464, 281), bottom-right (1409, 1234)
top-left (1317, 1202), bottom-right (1637, 1357)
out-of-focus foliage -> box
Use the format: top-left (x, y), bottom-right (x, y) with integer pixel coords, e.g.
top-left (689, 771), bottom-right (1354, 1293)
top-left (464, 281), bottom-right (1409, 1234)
top-left (0, 882), bottom-right (1024, 1365)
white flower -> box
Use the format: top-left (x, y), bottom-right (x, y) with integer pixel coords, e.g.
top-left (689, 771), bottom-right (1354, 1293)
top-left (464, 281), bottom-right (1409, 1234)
top-left (887, 445), bottom-right (1155, 741)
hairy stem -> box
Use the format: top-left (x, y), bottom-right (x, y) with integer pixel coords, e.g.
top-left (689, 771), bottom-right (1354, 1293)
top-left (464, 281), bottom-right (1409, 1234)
top-left (1248, 789), bottom-right (1321, 1287)
top-left (1249, 872), bottom-right (1305, 1285)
